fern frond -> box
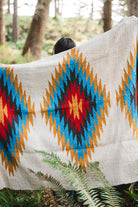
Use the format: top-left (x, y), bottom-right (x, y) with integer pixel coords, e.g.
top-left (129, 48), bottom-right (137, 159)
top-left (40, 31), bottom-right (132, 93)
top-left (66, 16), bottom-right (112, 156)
top-left (36, 151), bottom-right (104, 207)
top-left (89, 162), bottom-right (124, 207)
top-left (30, 169), bottom-right (79, 207)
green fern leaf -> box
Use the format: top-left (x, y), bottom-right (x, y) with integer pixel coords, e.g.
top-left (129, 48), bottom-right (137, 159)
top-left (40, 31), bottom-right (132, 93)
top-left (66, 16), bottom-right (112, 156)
top-left (36, 151), bottom-right (105, 207)
top-left (89, 162), bottom-right (124, 207)
top-left (30, 169), bottom-right (79, 207)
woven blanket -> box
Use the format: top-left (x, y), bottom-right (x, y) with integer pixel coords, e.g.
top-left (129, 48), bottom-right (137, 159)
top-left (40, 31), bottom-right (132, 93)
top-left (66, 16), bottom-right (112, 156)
top-left (0, 16), bottom-right (138, 190)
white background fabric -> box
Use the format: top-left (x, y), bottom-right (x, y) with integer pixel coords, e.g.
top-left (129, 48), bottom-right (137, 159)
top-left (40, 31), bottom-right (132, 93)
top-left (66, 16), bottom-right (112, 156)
top-left (0, 16), bottom-right (138, 190)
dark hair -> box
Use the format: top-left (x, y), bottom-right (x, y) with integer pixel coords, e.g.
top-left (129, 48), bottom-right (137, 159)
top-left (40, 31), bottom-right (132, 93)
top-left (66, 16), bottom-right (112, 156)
top-left (53, 37), bottom-right (76, 54)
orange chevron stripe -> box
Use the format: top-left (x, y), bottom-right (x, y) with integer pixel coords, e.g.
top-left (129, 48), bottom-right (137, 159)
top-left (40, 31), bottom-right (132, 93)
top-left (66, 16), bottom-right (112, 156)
top-left (116, 39), bottom-right (138, 140)
top-left (0, 65), bottom-right (36, 175)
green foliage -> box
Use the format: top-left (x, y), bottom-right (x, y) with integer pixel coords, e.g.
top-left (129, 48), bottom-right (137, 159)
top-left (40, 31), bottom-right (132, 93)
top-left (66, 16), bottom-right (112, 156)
top-left (46, 16), bottom-right (102, 42)
top-left (42, 39), bottom-right (54, 56)
top-left (1, 14), bottom-right (103, 64)
top-left (0, 188), bottom-right (43, 207)
top-left (0, 43), bottom-right (35, 64)
top-left (89, 163), bottom-right (124, 206)
top-left (4, 13), bottom-right (32, 43)
top-left (0, 44), bottom-right (23, 64)
top-left (34, 151), bottom-right (124, 207)
top-left (124, 183), bottom-right (138, 204)
top-left (103, 0), bottom-right (113, 2)
top-left (43, 16), bottom-right (103, 56)
top-left (15, 40), bottom-right (26, 50)
top-left (6, 27), bottom-right (13, 42)
top-left (30, 170), bottom-right (79, 207)
top-left (40, 188), bottom-right (60, 206)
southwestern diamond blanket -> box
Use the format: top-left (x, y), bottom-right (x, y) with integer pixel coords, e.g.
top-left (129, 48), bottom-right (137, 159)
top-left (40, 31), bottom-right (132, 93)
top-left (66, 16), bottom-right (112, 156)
top-left (0, 16), bottom-right (138, 190)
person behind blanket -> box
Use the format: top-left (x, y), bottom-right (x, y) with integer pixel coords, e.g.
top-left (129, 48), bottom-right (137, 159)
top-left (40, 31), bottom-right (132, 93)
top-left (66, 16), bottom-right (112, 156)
top-left (53, 37), bottom-right (76, 54)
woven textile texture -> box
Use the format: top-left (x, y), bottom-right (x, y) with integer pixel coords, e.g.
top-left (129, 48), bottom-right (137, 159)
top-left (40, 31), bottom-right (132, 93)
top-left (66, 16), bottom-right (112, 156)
top-left (0, 16), bottom-right (138, 190)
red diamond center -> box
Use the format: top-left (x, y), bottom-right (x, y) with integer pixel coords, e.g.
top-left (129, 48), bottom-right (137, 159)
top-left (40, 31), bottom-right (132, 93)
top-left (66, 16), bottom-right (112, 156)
top-left (61, 82), bottom-right (90, 133)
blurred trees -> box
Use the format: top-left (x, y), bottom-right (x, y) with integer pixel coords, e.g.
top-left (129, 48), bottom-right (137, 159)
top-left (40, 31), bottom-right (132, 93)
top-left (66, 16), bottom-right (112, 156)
top-left (0, 0), bottom-right (137, 58)
top-left (54, 0), bottom-right (63, 18)
top-left (103, 0), bottom-right (112, 32)
top-left (22, 0), bottom-right (51, 59)
top-left (7, 0), bottom-right (10, 14)
top-left (118, 0), bottom-right (127, 17)
top-left (118, 0), bottom-right (138, 17)
top-left (89, 0), bottom-right (94, 20)
top-left (77, 0), bottom-right (89, 16)
top-left (0, 0), bottom-right (5, 45)
top-left (127, 0), bottom-right (138, 17)
top-left (12, 0), bottom-right (18, 42)
top-left (86, 0), bottom-right (93, 31)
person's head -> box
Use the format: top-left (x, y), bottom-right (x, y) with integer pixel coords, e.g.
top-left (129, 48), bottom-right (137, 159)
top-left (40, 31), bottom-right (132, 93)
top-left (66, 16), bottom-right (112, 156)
top-left (53, 37), bottom-right (76, 54)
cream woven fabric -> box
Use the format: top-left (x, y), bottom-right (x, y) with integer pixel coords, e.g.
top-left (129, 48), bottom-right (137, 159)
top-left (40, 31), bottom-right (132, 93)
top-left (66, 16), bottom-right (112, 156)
top-left (0, 16), bottom-right (138, 190)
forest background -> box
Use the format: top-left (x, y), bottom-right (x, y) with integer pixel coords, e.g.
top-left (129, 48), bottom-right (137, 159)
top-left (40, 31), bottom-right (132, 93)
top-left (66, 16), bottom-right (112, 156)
top-left (0, 0), bottom-right (138, 207)
top-left (0, 0), bottom-right (137, 63)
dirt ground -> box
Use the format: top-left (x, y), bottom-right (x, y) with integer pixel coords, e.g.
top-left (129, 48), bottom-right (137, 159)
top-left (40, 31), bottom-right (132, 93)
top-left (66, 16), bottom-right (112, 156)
top-left (116, 183), bottom-right (138, 207)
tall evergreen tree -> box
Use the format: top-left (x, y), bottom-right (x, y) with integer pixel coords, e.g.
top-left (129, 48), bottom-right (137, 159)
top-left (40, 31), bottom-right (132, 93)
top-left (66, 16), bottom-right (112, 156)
top-left (86, 0), bottom-right (93, 32)
top-left (103, 0), bottom-right (112, 32)
top-left (54, 0), bottom-right (63, 18)
top-left (127, 0), bottom-right (138, 17)
top-left (0, 0), bottom-right (5, 45)
top-left (7, 0), bottom-right (10, 14)
top-left (12, 0), bottom-right (18, 42)
top-left (22, 0), bottom-right (51, 59)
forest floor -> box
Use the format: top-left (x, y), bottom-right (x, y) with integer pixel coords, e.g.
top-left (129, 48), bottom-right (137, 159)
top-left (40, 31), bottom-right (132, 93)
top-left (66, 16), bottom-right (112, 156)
top-left (0, 183), bottom-right (137, 206)
top-left (117, 183), bottom-right (138, 207)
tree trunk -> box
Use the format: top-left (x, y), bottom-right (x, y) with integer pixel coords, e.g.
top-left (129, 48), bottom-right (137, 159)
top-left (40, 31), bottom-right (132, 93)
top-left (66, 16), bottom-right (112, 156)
top-left (89, 0), bottom-right (93, 20)
top-left (0, 0), bottom-right (5, 45)
top-left (12, 0), bottom-right (18, 42)
top-left (8, 0), bottom-right (10, 14)
top-left (55, 0), bottom-right (60, 18)
top-left (103, 0), bottom-right (112, 32)
top-left (22, 0), bottom-right (51, 59)
top-left (86, 0), bottom-right (93, 32)
top-left (60, 0), bottom-right (63, 16)
top-left (55, 0), bottom-right (57, 18)
top-left (127, 0), bottom-right (138, 17)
